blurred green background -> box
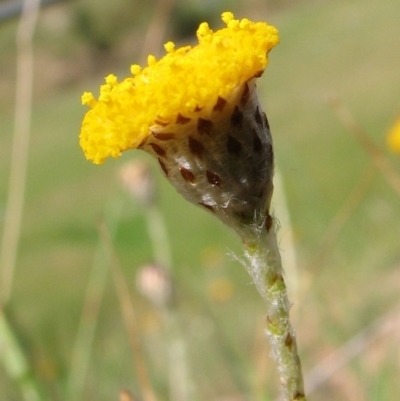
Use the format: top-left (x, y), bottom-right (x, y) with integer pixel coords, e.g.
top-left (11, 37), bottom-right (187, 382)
top-left (1, 0), bottom-right (400, 400)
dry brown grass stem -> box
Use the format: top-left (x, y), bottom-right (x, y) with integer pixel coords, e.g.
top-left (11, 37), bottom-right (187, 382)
top-left (309, 163), bottom-right (376, 276)
top-left (273, 170), bottom-right (300, 307)
top-left (98, 219), bottom-right (158, 401)
top-left (67, 200), bottom-right (124, 399)
top-left (305, 303), bottom-right (400, 394)
top-left (329, 96), bottom-right (400, 197)
top-left (0, 0), bottom-right (40, 306)
top-left (120, 388), bottom-right (137, 401)
top-left (142, 201), bottom-right (195, 401)
top-left (139, 0), bottom-right (176, 64)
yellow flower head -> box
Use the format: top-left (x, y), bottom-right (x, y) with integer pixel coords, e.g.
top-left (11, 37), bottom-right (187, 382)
top-left (79, 12), bottom-right (279, 164)
top-left (387, 118), bottom-right (400, 153)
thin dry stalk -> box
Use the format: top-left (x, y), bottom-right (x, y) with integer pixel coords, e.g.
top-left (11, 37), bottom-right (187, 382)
top-left (139, 0), bottom-right (176, 63)
top-left (98, 220), bottom-right (158, 401)
top-left (67, 199), bottom-right (124, 400)
top-left (120, 388), bottom-right (137, 401)
top-left (305, 303), bottom-right (400, 394)
top-left (329, 96), bottom-right (400, 197)
top-left (142, 202), bottom-right (196, 401)
top-left (296, 163), bottom-right (376, 333)
top-left (272, 170), bottom-right (300, 307)
top-left (0, 0), bottom-right (40, 305)
top-left (310, 163), bottom-right (376, 275)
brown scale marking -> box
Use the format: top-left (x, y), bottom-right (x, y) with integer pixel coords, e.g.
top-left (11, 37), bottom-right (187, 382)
top-left (152, 132), bottom-right (175, 141)
top-left (253, 70), bottom-right (264, 78)
top-left (188, 136), bottom-right (204, 158)
top-left (272, 273), bottom-right (283, 284)
top-left (176, 113), bottom-right (191, 124)
top-left (285, 332), bottom-right (293, 350)
top-left (213, 96), bottom-right (227, 112)
top-left (254, 106), bottom-right (263, 126)
top-left (197, 118), bottom-right (213, 136)
top-left (262, 111), bottom-right (270, 130)
top-left (227, 134), bottom-right (242, 156)
top-left (206, 170), bottom-right (222, 188)
top-left (253, 129), bottom-right (262, 153)
top-left (198, 202), bottom-right (214, 213)
top-left (230, 106), bottom-right (243, 126)
top-left (293, 393), bottom-right (305, 401)
top-left (194, 105), bottom-right (203, 112)
top-left (149, 143), bottom-right (167, 157)
top-left (154, 119), bottom-right (169, 126)
top-left (179, 165), bottom-right (195, 183)
top-left (158, 158), bottom-right (169, 176)
top-left (240, 83), bottom-right (250, 105)
top-left (265, 214), bottom-right (273, 231)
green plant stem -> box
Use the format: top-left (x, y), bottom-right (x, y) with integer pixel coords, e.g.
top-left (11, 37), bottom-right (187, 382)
top-left (0, 310), bottom-right (41, 401)
top-left (144, 204), bottom-right (173, 270)
top-left (243, 220), bottom-right (306, 401)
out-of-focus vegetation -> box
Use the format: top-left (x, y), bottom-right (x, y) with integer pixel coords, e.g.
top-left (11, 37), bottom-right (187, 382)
top-left (1, 0), bottom-right (400, 400)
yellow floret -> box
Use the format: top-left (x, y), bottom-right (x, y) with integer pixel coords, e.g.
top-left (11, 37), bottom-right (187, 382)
top-left (79, 12), bottom-right (279, 164)
top-left (387, 118), bottom-right (400, 153)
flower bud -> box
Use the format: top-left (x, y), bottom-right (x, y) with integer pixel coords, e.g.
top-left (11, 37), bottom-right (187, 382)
top-left (141, 79), bottom-right (274, 239)
top-left (136, 263), bottom-right (172, 307)
top-left (119, 160), bottom-right (156, 205)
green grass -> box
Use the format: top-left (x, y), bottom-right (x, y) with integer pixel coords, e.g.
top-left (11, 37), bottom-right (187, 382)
top-left (1, 0), bottom-right (400, 400)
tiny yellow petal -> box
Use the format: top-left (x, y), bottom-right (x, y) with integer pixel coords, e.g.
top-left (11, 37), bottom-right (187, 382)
top-left (147, 55), bottom-right (157, 66)
top-left (105, 74), bottom-right (118, 86)
top-left (130, 64), bottom-right (141, 75)
top-left (98, 82), bottom-right (114, 102)
top-left (197, 22), bottom-right (212, 39)
top-left (164, 41), bottom-right (175, 53)
top-left (221, 11), bottom-right (234, 24)
top-left (81, 91), bottom-right (96, 107)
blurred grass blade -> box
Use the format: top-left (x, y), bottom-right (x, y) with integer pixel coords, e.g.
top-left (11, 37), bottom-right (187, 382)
top-left (0, 311), bottom-right (41, 401)
top-left (305, 303), bottom-right (400, 394)
top-left (67, 198), bottom-right (124, 400)
top-left (329, 95), bottom-right (400, 197)
top-left (139, 0), bottom-right (175, 63)
top-left (0, 0), bottom-right (40, 305)
top-left (99, 219), bottom-right (158, 401)
top-left (271, 169), bottom-right (300, 305)
top-left (0, 0), bottom-right (65, 23)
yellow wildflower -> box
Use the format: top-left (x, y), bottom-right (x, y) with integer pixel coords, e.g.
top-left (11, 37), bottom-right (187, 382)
top-left (80, 12), bottom-right (279, 239)
top-left (387, 117), bottom-right (400, 153)
top-left (79, 12), bottom-right (279, 164)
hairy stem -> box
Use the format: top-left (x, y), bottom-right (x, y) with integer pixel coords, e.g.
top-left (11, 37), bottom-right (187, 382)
top-left (243, 220), bottom-right (306, 401)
